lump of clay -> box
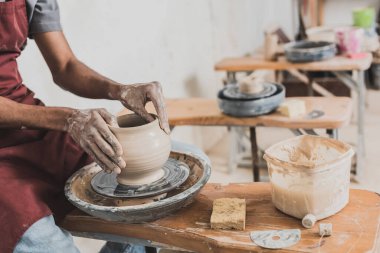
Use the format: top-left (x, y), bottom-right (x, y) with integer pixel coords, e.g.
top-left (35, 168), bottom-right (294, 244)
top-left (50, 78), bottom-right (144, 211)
top-left (210, 198), bottom-right (246, 230)
top-left (239, 77), bottom-right (265, 94)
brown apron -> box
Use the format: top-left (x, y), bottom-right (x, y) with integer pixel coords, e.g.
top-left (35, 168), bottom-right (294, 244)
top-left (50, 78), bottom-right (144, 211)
top-left (0, 0), bottom-right (90, 252)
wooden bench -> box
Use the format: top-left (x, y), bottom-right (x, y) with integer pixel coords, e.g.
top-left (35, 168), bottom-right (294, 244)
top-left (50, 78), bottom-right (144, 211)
top-left (61, 183), bottom-right (380, 253)
top-left (159, 97), bottom-right (352, 181)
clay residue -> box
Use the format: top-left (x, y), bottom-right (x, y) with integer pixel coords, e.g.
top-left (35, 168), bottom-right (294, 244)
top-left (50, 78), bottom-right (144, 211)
top-left (279, 137), bottom-right (343, 167)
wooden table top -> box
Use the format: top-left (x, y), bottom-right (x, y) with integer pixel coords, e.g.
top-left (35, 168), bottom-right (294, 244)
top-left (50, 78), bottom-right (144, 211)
top-left (214, 54), bottom-right (373, 72)
top-left (156, 97), bottom-right (352, 129)
top-left (61, 183), bottom-right (380, 253)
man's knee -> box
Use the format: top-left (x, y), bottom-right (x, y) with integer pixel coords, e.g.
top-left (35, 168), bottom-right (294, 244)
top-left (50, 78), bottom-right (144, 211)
top-left (14, 215), bottom-right (79, 253)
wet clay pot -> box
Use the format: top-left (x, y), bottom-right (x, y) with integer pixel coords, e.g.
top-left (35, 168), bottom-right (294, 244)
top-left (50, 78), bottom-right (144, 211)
top-left (109, 114), bottom-right (171, 185)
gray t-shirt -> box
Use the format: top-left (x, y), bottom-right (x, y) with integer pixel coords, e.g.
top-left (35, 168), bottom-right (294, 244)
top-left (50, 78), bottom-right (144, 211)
top-left (26, 0), bottom-right (62, 38)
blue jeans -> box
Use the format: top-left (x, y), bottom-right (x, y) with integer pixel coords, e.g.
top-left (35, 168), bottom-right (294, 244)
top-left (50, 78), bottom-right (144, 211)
top-left (13, 215), bottom-right (146, 253)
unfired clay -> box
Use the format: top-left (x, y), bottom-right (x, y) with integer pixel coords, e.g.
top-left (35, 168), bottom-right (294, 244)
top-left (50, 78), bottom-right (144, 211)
top-left (239, 77), bottom-right (265, 94)
top-left (109, 114), bottom-right (171, 185)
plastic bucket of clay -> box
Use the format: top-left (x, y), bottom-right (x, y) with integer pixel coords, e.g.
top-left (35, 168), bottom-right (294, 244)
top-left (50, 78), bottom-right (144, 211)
top-left (263, 135), bottom-right (354, 220)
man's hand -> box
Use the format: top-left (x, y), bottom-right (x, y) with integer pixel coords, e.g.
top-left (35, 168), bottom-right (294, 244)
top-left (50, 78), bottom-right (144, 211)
top-left (117, 81), bottom-right (170, 134)
top-left (65, 109), bottom-right (126, 173)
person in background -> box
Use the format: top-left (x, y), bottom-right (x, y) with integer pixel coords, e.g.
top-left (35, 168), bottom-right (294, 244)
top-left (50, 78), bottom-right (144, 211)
top-left (0, 0), bottom-right (169, 252)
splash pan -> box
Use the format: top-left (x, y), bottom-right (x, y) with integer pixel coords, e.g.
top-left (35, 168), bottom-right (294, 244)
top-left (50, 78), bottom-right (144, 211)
top-left (65, 151), bottom-right (211, 223)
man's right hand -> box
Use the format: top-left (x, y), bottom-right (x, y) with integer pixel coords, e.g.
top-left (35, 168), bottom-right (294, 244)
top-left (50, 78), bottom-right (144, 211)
top-left (64, 108), bottom-right (125, 173)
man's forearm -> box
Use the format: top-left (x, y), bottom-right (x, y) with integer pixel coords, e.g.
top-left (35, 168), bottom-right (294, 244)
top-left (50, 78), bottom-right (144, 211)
top-left (0, 96), bottom-right (73, 131)
top-left (52, 57), bottom-right (122, 100)
top-left (34, 32), bottom-right (122, 101)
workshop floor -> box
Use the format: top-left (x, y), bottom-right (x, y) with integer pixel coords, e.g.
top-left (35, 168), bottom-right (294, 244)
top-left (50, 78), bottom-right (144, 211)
top-left (74, 90), bottom-right (380, 253)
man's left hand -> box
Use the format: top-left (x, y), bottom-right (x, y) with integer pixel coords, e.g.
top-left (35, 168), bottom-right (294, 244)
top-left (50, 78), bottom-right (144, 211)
top-left (117, 81), bottom-right (170, 134)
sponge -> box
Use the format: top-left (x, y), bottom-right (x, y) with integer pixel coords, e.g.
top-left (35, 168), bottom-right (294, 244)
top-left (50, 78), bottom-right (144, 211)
top-left (277, 100), bottom-right (306, 118)
top-left (210, 198), bottom-right (246, 230)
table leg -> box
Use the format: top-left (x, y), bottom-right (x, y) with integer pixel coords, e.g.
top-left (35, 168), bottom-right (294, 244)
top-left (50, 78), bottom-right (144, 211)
top-left (326, 129), bottom-right (339, 139)
top-left (356, 70), bottom-right (366, 178)
top-left (226, 71), bottom-right (237, 85)
top-left (307, 73), bottom-right (314, 96)
top-left (332, 70), bottom-right (366, 178)
top-left (227, 127), bottom-right (239, 173)
top-left (290, 129), bottom-right (303, 136)
top-left (249, 127), bottom-right (260, 182)
top-left (303, 129), bottom-right (318, 136)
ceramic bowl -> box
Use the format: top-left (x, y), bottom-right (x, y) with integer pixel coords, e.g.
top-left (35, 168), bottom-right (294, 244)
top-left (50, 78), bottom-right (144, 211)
top-left (284, 41), bottom-right (336, 63)
top-left (109, 114), bottom-right (171, 185)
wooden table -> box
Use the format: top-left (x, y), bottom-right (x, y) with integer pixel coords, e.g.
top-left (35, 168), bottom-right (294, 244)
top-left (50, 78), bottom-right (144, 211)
top-left (215, 54), bottom-right (372, 179)
top-left (146, 97), bottom-right (352, 181)
top-left (61, 183), bottom-right (380, 253)
top-left (164, 97), bottom-right (352, 130)
top-left (215, 55), bottom-right (372, 72)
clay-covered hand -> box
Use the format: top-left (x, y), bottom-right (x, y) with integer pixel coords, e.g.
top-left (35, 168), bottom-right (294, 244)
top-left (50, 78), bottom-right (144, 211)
top-left (117, 81), bottom-right (170, 134)
top-left (65, 109), bottom-right (126, 173)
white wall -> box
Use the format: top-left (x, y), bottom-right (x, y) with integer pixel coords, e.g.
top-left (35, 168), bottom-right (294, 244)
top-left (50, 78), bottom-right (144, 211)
top-left (324, 0), bottom-right (379, 26)
top-left (18, 0), bottom-right (293, 150)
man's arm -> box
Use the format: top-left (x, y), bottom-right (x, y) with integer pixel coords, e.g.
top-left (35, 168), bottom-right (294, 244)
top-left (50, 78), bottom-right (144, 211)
top-left (0, 96), bottom-right (125, 173)
top-left (0, 31), bottom-right (169, 173)
top-left (0, 96), bottom-right (71, 131)
top-left (34, 31), bottom-right (121, 100)
top-left (0, 31), bottom-right (127, 172)
top-left (34, 31), bottom-right (170, 133)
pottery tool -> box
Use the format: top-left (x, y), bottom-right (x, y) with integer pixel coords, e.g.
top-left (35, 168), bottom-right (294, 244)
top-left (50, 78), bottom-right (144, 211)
top-left (250, 229), bottom-right (301, 249)
top-left (317, 223), bottom-right (333, 253)
top-left (210, 198), bottom-right (246, 230)
top-left (305, 110), bottom-right (324, 119)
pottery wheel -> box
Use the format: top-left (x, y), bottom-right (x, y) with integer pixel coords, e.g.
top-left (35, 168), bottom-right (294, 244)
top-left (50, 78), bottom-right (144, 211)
top-left (91, 158), bottom-right (190, 198)
top-left (222, 82), bottom-right (277, 101)
top-left (217, 83), bottom-right (285, 117)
